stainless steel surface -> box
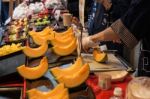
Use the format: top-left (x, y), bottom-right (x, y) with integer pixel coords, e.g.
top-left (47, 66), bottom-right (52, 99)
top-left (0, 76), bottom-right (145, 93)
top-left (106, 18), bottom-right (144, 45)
top-left (82, 53), bottom-right (130, 72)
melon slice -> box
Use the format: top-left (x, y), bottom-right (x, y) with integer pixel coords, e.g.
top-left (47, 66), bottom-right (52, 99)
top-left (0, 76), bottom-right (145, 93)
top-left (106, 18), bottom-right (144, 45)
top-left (29, 27), bottom-right (53, 36)
top-left (52, 38), bottom-right (77, 56)
top-left (54, 27), bottom-right (73, 37)
top-left (31, 33), bottom-right (54, 45)
top-left (17, 57), bottom-right (48, 80)
top-left (56, 63), bottom-right (90, 88)
top-left (93, 49), bottom-right (108, 62)
top-left (51, 57), bottom-right (83, 77)
top-left (54, 32), bottom-right (74, 40)
top-left (23, 42), bottom-right (48, 58)
top-left (51, 35), bottom-right (75, 46)
top-left (27, 83), bottom-right (69, 99)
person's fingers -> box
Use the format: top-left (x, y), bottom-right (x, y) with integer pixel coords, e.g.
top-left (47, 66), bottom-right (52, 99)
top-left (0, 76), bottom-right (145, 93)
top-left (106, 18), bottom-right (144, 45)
top-left (82, 42), bottom-right (88, 53)
top-left (83, 46), bottom-right (89, 53)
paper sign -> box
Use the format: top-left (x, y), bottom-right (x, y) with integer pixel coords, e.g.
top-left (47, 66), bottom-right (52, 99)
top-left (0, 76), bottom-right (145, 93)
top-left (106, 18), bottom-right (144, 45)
top-left (79, 0), bottom-right (85, 27)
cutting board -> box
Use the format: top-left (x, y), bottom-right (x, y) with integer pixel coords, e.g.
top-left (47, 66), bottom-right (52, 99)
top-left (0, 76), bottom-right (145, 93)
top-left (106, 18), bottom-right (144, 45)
top-left (82, 53), bottom-right (127, 72)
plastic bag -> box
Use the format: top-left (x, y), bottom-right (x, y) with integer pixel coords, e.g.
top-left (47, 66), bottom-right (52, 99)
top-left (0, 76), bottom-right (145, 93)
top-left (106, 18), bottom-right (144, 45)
top-left (126, 77), bottom-right (150, 99)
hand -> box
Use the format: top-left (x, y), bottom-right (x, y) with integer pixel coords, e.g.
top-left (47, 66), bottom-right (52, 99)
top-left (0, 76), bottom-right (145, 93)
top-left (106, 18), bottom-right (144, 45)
top-left (82, 36), bottom-right (99, 52)
top-left (72, 17), bottom-right (80, 26)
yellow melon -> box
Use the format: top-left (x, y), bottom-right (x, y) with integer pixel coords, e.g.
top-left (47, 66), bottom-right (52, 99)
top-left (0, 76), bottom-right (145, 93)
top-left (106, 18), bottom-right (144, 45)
top-left (52, 38), bottom-right (77, 56)
top-left (93, 49), bottom-right (108, 62)
top-left (56, 63), bottom-right (90, 88)
top-left (17, 57), bottom-right (48, 80)
top-left (27, 83), bottom-right (69, 99)
top-left (23, 42), bottom-right (48, 58)
top-left (51, 57), bottom-right (83, 77)
top-left (54, 32), bottom-right (74, 41)
top-left (31, 33), bottom-right (54, 45)
top-left (51, 35), bottom-right (75, 46)
top-left (54, 27), bottom-right (73, 37)
top-left (29, 27), bottom-right (53, 36)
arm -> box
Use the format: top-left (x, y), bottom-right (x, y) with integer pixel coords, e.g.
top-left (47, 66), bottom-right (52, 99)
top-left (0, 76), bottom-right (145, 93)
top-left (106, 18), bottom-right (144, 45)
top-left (82, 0), bottom-right (150, 51)
top-left (89, 27), bottom-right (120, 43)
top-left (82, 27), bottom-right (120, 52)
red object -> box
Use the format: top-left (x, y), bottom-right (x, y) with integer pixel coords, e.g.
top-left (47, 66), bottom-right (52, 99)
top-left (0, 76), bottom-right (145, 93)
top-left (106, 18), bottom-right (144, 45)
top-left (23, 78), bottom-right (26, 99)
top-left (86, 75), bottom-right (132, 99)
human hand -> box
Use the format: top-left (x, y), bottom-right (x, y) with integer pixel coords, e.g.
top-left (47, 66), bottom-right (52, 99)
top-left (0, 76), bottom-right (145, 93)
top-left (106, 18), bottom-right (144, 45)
top-left (82, 36), bottom-right (99, 52)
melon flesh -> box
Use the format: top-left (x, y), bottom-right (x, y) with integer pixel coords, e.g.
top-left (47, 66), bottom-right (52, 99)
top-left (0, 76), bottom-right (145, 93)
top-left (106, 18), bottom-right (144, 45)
top-left (27, 83), bottom-right (69, 99)
top-left (31, 34), bottom-right (54, 45)
top-left (93, 49), bottom-right (108, 62)
top-left (17, 57), bottom-right (48, 80)
top-left (29, 27), bottom-right (53, 36)
top-left (54, 27), bottom-right (73, 37)
top-left (23, 42), bottom-right (48, 58)
top-left (56, 63), bottom-right (90, 88)
top-left (51, 35), bottom-right (75, 46)
top-left (51, 57), bottom-right (83, 77)
top-left (52, 38), bottom-right (77, 56)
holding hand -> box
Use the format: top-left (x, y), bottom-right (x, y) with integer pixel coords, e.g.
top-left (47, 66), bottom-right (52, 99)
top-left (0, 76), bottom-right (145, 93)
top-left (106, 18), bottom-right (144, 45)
top-left (82, 36), bottom-right (100, 52)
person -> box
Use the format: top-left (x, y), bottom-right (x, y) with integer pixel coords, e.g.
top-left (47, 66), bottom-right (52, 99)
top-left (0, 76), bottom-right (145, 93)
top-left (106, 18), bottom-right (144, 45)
top-left (87, 0), bottom-right (132, 56)
top-left (82, 0), bottom-right (150, 76)
top-left (1, 1), bottom-right (9, 24)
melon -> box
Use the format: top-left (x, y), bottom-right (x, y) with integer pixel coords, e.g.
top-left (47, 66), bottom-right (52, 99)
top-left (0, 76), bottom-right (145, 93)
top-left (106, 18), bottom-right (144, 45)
top-left (93, 49), bottom-right (108, 62)
top-left (52, 38), bottom-right (77, 56)
top-left (56, 63), bottom-right (90, 88)
top-left (23, 42), bottom-right (48, 58)
top-left (29, 27), bottom-right (53, 36)
top-left (17, 57), bottom-right (48, 80)
top-left (54, 27), bottom-right (73, 37)
top-left (51, 57), bottom-right (83, 77)
top-left (51, 35), bottom-right (75, 46)
top-left (31, 34), bottom-right (54, 45)
top-left (27, 83), bottom-right (69, 99)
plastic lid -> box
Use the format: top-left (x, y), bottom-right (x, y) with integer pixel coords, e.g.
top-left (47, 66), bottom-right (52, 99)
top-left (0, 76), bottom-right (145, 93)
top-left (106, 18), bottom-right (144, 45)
top-left (113, 87), bottom-right (122, 96)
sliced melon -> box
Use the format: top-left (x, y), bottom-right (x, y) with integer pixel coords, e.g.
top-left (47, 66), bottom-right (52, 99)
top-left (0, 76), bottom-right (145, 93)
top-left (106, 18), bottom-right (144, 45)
top-left (23, 42), bottom-right (48, 58)
top-left (54, 27), bottom-right (73, 37)
top-left (93, 49), bottom-right (108, 62)
top-left (52, 38), bottom-right (77, 56)
top-left (51, 35), bottom-right (75, 46)
top-left (56, 63), bottom-right (90, 88)
top-left (54, 32), bottom-right (74, 41)
top-left (51, 57), bottom-right (83, 77)
top-left (17, 57), bottom-right (48, 80)
top-left (29, 27), bottom-right (53, 36)
top-left (31, 33), bottom-right (54, 45)
top-left (27, 83), bottom-right (69, 99)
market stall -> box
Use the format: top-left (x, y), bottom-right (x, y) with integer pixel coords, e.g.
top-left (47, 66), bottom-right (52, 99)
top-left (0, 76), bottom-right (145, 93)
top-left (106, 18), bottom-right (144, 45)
top-left (1, 0), bottom-right (150, 99)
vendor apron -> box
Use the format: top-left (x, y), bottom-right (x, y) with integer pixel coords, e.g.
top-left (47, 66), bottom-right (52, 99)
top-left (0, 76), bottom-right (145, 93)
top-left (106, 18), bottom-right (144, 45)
top-left (138, 45), bottom-right (150, 76)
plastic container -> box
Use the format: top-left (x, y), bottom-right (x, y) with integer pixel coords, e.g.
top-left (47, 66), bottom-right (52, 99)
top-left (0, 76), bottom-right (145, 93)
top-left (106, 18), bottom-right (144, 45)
top-left (98, 74), bottom-right (111, 90)
top-left (125, 77), bottom-right (150, 99)
top-left (110, 87), bottom-right (123, 99)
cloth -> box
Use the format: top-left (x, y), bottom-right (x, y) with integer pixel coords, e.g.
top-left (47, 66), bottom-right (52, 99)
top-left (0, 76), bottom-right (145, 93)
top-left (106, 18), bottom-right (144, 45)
top-left (0, 0), bottom-right (1, 24)
top-left (87, 0), bottom-right (132, 56)
top-left (1, 2), bottom-right (9, 23)
top-left (86, 75), bottom-right (132, 99)
top-left (110, 0), bottom-right (131, 22)
top-left (111, 0), bottom-right (150, 76)
top-left (111, 0), bottom-right (150, 50)
top-left (88, 1), bottom-right (108, 35)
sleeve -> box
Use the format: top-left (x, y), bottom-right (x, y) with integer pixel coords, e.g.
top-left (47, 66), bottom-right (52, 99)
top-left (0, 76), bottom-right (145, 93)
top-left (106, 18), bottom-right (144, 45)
top-left (110, 0), bottom-right (150, 49)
